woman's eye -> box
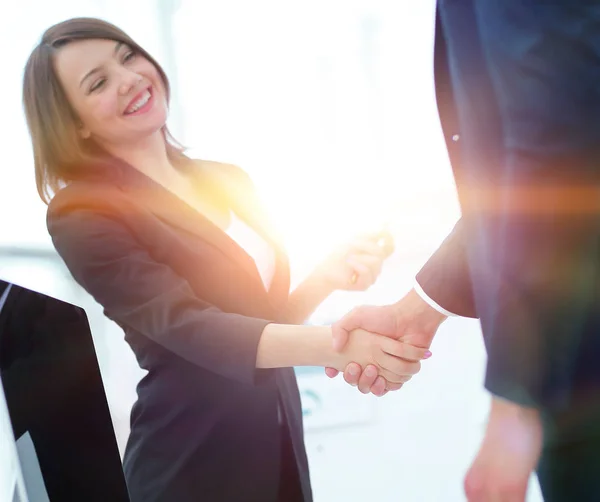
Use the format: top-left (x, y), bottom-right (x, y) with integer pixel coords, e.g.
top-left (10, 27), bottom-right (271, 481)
top-left (89, 78), bottom-right (106, 93)
top-left (123, 51), bottom-right (136, 63)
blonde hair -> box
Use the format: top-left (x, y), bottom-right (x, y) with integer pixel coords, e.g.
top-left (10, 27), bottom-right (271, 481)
top-left (23, 17), bottom-right (186, 204)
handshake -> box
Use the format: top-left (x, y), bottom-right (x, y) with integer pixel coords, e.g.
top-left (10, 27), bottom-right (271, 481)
top-left (256, 233), bottom-right (447, 387)
top-left (324, 288), bottom-right (448, 396)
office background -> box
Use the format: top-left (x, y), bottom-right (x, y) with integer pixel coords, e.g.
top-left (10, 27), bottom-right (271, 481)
top-left (0, 1), bottom-right (543, 500)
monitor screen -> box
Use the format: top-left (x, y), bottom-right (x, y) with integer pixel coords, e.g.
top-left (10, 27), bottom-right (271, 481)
top-left (0, 280), bottom-right (129, 501)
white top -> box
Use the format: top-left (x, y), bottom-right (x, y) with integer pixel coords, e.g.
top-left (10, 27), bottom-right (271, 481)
top-left (225, 212), bottom-right (276, 291)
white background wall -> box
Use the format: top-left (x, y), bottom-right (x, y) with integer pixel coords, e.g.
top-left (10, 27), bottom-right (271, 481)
top-left (0, 1), bottom-right (544, 500)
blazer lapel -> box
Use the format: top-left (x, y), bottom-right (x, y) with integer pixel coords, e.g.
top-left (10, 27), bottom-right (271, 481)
top-left (110, 160), bottom-right (266, 287)
top-left (90, 157), bottom-right (289, 305)
top-left (200, 165), bottom-right (291, 305)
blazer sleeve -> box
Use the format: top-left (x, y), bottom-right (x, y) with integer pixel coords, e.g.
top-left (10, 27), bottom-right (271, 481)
top-left (415, 217), bottom-right (477, 318)
top-left (47, 204), bottom-right (272, 387)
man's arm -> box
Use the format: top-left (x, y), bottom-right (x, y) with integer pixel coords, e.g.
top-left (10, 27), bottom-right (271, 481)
top-left (415, 218), bottom-right (477, 319)
top-left (326, 219), bottom-right (475, 395)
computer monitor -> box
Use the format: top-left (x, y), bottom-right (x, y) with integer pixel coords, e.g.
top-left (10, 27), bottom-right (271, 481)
top-left (0, 280), bottom-right (129, 501)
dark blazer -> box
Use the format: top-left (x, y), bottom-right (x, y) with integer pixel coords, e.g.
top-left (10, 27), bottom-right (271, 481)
top-left (46, 158), bottom-right (312, 502)
top-left (0, 280), bottom-right (129, 501)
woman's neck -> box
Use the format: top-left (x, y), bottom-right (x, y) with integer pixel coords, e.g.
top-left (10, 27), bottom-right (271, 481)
top-left (102, 131), bottom-right (178, 182)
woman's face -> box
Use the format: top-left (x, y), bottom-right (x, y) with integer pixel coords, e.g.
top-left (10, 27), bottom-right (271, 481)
top-left (54, 38), bottom-right (168, 148)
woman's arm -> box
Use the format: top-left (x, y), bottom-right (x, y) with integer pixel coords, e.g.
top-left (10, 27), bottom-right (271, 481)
top-left (281, 235), bottom-right (394, 324)
top-left (49, 207), bottom-right (269, 386)
top-left (257, 323), bottom-right (428, 384)
top-left (49, 203), bottom-right (424, 386)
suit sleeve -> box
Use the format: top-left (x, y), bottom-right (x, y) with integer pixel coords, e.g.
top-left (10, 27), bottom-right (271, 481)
top-left (47, 206), bottom-right (271, 386)
top-left (415, 218), bottom-right (477, 318)
top-left (414, 14), bottom-right (478, 320)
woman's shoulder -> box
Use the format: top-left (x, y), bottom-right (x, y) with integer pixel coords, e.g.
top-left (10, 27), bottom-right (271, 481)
top-left (48, 180), bottom-right (121, 215)
top-left (46, 180), bottom-right (142, 250)
top-left (46, 179), bottom-right (133, 238)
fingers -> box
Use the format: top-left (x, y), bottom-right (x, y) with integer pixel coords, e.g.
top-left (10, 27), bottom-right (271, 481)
top-left (345, 257), bottom-right (376, 290)
top-left (357, 365), bottom-right (378, 394)
top-left (337, 366), bottom-right (406, 397)
top-left (379, 371), bottom-right (415, 385)
top-left (329, 363), bottom-right (384, 397)
top-left (342, 362), bottom-right (362, 386)
top-left (325, 367), bottom-right (339, 378)
top-left (350, 231), bottom-right (395, 257)
top-left (351, 369), bottom-right (406, 397)
top-left (342, 233), bottom-right (394, 291)
top-left (346, 254), bottom-right (382, 287)
top-left (341, 364), bottom-right (395, 397)
top-left (378, 231), bottom-right (395, 257)
top-left (385, 382), bottom-right (404, 392)
top-left (349, 239), bottom-right (388, 257)
top-left (370, 375), bottom-right (387, 397)
top-left (374, 351), bottom-right (422, 383)
top-left (379, 337), bottom-right (432, 362)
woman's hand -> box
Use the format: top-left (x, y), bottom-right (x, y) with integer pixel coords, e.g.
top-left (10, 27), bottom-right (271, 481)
top-left (314, 231), bottom-right (394, 292)
top-left (329, 328), bottom-right (431, 385)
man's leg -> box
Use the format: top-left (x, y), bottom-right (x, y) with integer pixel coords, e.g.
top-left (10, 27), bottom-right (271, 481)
top-left (537, 418), bottom-right (600, 501)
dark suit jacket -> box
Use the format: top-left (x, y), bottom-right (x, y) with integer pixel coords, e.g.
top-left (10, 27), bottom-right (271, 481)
top-left (416, 10), bottom-right (600, 430)
top-left (0, 280), bottom-right (129, 501)
top-left (46, 157), bottom-right (312, 502)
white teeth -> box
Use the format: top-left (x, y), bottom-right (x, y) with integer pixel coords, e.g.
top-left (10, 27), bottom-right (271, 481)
top-left (126, 90), bottom-right (151, 114)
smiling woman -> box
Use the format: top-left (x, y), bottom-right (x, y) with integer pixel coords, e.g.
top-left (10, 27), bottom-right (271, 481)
top-left (53, 40), bottom-right (166, 140)
top-left (22, 18), bottom-right (185, 204)
top-left (19, 16), bottom-right (422, 502)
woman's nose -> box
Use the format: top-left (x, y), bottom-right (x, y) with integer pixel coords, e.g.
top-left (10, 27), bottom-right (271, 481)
top-left (118, 71), bottom-right (143, 95)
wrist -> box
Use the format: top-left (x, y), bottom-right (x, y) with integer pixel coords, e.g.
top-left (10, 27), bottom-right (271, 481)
top-left (302, 324), bottom-right (338, 368)
top-left (257, 323), bottom-right (336, 368)
top-left (491, 395), bottom-right (541, 422)
top-left (400, 289), bottom-right (448, 325)
top-left (305, 268), bottom-right (337, 295)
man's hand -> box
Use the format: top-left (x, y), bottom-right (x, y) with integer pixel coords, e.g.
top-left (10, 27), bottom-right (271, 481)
top-left (464, 397), bottom-right (543, 502)
top-left (325, 288), bottom-right (447, 395)
top-left (328, 328), bottom-right (431, 384)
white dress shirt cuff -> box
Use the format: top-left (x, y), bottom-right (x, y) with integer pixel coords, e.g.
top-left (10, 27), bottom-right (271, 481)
top-left (413, 279), bottom-right (459, 318)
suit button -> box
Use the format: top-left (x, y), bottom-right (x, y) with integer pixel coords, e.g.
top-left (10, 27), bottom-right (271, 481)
top-left (452, 134), bottom-right (460, 142)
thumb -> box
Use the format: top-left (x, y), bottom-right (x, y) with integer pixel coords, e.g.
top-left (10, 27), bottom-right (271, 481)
top-left (332, 306), bottom-right (373, 352)
top-left (325, 367), bottom-right (340, 378)
top-left (331, 321), bottom-right (350, 352)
